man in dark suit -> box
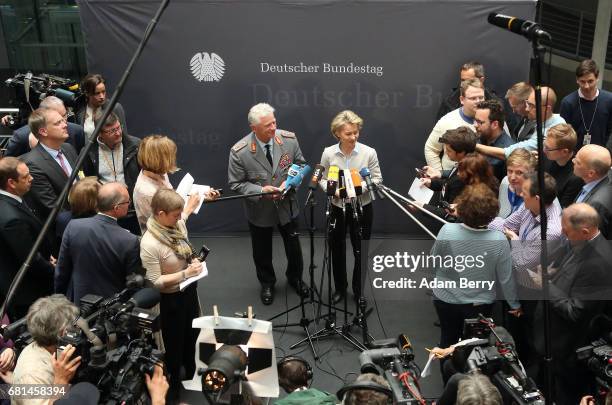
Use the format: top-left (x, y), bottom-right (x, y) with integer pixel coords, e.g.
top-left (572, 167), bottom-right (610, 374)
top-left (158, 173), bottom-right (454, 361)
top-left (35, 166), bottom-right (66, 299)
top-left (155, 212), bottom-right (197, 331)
top-left (0, 157), bottom-right (54, 319)
top-left (505, 81), bottom-right (536, 142)
top-left (4, 96), bottom-right (85, 157)
top-left (19, 108), bottom-right (78, 222)
top-left (82, 111), bottom-right (140, 234)
top-left (532, 203), bottom-right (612, 404)
top-left (572, 144), bottom-right (612, 238)
top-left (55, 182), bottom-right (142, 304)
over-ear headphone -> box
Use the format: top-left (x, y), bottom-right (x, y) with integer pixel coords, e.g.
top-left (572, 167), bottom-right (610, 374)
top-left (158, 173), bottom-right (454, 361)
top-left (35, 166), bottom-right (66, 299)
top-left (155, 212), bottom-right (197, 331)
top-left (277, 355), bottom-right (313, 381)
top-left (336, 380), bottom-right (393, 403)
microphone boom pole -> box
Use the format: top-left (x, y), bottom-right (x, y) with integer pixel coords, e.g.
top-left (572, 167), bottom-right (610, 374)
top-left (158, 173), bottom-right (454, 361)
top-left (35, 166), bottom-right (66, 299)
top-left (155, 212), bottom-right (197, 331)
top-left (377, 187), bottom-right (437, 239)
top-left (201, 190), bottom-right (280, 203)
top-left (380, 185), bottom-right (449, 226)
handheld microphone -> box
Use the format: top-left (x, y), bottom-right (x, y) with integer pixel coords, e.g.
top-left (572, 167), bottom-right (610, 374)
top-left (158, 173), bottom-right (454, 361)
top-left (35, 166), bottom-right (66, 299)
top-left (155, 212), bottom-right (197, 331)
top-left (344, 169), bottom-right (356, 199)
top-left (487, 13), bottom-right (551, 41)
top-left (282, 164), bottom-right (311, 197)
top-left (338, 170), bottom-right (347, 199)
top-left (350, 169), bottom-right (363, 196)
top-left (359, 167), bottom-right (376, 201)
top-left (327, 166), bottom-right (339, 197)
top-left (305, 164), bottom-right (325, 202)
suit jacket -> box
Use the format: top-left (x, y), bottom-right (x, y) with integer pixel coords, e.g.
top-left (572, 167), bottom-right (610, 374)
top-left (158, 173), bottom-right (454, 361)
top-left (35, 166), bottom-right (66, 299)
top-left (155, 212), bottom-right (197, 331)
top-left (578, 177), bottom-right (612, 238)
top-left (75, 101), bottom-right (128, 136)
top-left (82, 134), bottom-right (140, 197)
top-left (55, 214), bottom-right (142, 304)
top-left (4, 122), bottom-right (85, 157)
top-left (0, 194), bottom-right (54, 317)
top-left (533, 234), bottom-right (612, 362)
top-left (20, 142), bottom-right (78, 222)
top-left (511, 117), bottom-right (536, 143)
top-left (228, 130), bottom-right (306, 227)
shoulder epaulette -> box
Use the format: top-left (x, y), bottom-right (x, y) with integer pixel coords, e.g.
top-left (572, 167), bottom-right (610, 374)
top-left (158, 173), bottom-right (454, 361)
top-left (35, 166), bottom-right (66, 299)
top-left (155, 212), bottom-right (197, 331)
top-left (280, 131), bottom-right (296, 139)
top-left (231, 140), bottom-right (247, 152)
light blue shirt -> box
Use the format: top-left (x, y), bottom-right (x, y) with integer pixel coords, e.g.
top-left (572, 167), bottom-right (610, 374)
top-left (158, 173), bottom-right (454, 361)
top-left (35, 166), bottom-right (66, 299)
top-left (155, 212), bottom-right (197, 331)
top-left (255, 135), bottom-right (273, 162)
top-left (40, 143), bottom-right (73, 176)
top-left (333, 142), bottom-right (360, 169)
top-left (504, 114), bottom-right (566, 158)
top-left (575, 177), bottom-right (607, 203)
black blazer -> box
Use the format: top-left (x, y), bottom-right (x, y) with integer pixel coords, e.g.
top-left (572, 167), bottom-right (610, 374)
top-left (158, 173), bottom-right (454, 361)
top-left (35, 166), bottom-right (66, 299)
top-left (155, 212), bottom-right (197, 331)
top-left (579, 177), bottom-right (612, 238)
top-left (55, 214), bottom-right (142, 304)
top-left (4, 122), bottom-right (85, 157)
top-left (0, 194), bottom-right (54, 318)
top-left (20, 142), bottom-right (78, 222)
top-left (533, 234), bottom-right (612, 362)
top-left (424, 168), bottom-right (465, 219)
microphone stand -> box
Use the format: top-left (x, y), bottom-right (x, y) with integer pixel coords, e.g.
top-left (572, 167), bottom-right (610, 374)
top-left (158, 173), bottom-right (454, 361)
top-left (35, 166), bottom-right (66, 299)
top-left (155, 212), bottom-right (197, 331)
top-left (377, 185), bottom-right (438, 239)
top-left (292, 195), bottom-right (363, 352)
top-left (0, 0), bottom-right (171, 320)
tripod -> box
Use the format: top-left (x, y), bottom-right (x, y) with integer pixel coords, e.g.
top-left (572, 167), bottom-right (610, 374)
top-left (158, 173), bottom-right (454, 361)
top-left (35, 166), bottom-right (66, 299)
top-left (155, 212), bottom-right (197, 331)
top-left (267, 191), bottom-right (324, 360)
top-left (292, 197), bottom-right (366, 352)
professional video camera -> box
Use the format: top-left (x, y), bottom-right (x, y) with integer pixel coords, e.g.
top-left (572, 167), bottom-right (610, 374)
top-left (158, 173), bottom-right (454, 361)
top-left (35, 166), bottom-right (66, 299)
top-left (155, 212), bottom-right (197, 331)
top-left (2, 276), bottom-right (163, 405)
top-left (358, 334), bottom-right (428, 404)
top-left (577, 338), bottom-right (612, 395)
top-left (4, 72), bottom-right (83, 127)
top-left (452, 316), bottom-right (544, 405)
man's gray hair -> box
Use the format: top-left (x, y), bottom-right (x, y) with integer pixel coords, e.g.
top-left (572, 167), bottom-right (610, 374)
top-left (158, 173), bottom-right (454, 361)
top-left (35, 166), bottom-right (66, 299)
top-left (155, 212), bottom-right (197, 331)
top-left (457, 373), bottom-right (502, 405)
top-left (97, 182), bottom-right (126, 212)
top-left (248, 103), bottom-right (275, 125)
top-left (39, 96), bottom-right (65, 110)
top-left (27, 294), bottom-right (79, 347)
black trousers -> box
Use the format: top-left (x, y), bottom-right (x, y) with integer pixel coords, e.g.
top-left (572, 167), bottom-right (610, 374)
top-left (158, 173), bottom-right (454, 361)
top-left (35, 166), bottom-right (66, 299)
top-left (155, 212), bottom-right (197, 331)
top-left (329, 203), bottom-right (373, 295)
top-left (160, 284), bottom-right (200, 392)
top-left (248, 218), bottom-right (303, 287)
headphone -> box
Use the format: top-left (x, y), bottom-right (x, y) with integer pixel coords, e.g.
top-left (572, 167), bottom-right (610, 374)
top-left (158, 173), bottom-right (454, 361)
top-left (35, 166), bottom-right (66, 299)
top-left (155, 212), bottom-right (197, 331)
top-left (336, 380), bottom-right (393, 403)
top-left (277, 355), bottom-right (313, 381)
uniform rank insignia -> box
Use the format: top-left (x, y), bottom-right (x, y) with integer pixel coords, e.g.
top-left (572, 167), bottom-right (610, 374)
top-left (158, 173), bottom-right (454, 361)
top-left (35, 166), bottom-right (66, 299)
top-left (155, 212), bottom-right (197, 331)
top-left (279, 153), bottom-right (291, 170)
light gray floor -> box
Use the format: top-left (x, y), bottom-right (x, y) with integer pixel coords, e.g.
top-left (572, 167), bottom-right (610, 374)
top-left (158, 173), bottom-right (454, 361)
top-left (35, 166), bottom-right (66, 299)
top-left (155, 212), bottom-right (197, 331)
top-left (179, 234), bottom-right (444, 404)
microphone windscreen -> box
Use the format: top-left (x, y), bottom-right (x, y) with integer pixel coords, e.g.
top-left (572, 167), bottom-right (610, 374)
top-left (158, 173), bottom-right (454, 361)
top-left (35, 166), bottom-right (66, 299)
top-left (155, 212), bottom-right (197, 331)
top-left (129, 288), bottom-right (161, 309)
top-left (328, 166), bottom-right (339, 181)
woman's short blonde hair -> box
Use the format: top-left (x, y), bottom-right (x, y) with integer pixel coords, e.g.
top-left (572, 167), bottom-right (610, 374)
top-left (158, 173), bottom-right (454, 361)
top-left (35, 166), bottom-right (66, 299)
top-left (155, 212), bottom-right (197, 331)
top-left (137, 135), bottom-right (178, 175)
top-left (151, 188), bottom-right (184, 215)
top-left (68, 176), bottom-right (100, 217)
top-left (506, 147), bottom-right (536, 170)
top-left (330, 110), bottom-right (363, 139)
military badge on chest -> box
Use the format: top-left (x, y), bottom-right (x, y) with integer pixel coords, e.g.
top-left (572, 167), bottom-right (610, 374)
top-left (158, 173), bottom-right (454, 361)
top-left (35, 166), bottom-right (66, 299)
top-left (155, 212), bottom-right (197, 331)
top-left (279, 153), bottom-right (291, 171)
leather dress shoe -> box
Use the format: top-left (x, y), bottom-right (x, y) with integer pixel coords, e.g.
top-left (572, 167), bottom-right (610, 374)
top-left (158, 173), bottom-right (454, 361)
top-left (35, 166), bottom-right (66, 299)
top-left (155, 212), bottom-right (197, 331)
top-left (261, 286), bottom-right (274, 305)
top-left (289, 280), bottom-right (309, 298)
top-left (332, 291), bottom-right (345, 304)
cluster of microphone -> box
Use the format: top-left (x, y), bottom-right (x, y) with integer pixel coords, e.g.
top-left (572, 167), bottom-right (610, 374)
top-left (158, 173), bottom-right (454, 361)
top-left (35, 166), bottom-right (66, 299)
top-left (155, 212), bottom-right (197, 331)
top-left (282, 164), bottom-right (378, 219)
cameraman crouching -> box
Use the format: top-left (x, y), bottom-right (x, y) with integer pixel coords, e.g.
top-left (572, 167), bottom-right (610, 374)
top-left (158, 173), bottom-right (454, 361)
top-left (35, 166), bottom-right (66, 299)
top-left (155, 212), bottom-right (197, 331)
top-left (11, 295), bottom-right (81, 405)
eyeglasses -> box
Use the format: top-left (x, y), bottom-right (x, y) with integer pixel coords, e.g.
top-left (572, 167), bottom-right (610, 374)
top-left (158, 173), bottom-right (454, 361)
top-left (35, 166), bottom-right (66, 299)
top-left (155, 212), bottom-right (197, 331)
top-left (543, 146), bottom-right (563, 152)
top-left (103, 125), bottom-right (122, 135)
top-left (114, 200), bottom-right (131, 208)
top-left (465, 96), bottom-right (485, 102)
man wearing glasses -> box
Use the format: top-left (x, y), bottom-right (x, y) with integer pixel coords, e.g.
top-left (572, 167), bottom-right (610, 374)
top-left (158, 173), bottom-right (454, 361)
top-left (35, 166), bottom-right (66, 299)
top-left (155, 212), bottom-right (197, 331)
top-left (55, 182), bottom-right (142, 304)
top-left (476, 86), bottom-right (566, 161)
top-left (425, 78), bottom-right (485, 171)
top-left (82, 111), bottom-right (141, 235)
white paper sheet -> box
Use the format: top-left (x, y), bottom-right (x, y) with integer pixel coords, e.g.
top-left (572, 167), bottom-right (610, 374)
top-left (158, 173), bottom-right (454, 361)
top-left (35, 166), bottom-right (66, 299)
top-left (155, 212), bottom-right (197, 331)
top-left (179, 261), bottom-right (208, 291)
top-left (176, 172), bottom-right (211, 214)
top-left (408, 178), bottom-right (434, 204)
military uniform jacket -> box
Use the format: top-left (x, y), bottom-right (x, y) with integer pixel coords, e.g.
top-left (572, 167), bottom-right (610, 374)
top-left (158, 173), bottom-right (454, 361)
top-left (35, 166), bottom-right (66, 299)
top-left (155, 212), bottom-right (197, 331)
top-left (228, 129), bottom-right (306, 227)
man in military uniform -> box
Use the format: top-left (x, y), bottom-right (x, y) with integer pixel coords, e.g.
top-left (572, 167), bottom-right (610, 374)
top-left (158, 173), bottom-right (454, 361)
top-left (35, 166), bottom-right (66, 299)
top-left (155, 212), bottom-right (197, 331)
top-left (228, 103), bottom-right (308, 305)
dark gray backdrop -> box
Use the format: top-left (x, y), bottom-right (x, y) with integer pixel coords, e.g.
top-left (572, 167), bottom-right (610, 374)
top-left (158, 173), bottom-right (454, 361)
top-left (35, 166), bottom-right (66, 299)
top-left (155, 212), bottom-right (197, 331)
top-left (77, 0), bottom-right (535, 235)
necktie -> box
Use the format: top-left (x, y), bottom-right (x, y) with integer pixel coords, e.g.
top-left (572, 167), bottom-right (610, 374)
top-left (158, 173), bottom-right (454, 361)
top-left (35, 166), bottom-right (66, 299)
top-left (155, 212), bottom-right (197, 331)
top-left (264, 144), bottom-right (273, 166)
top-left (576, 187), bottom-right (588, 203)
top-left (57, 150), bottom-right (70, 176)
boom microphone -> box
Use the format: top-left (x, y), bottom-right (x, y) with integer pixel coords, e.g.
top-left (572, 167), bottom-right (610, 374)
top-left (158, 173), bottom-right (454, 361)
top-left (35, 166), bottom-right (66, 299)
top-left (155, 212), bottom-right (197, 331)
top-left (487, 13), bottom-right (551, 41)
top-left (359, 167), bottom-right (376, 201)
top-left (327, 165), bottom-right (339, 197)
top-left (282, 164), bottom-right (311, 197)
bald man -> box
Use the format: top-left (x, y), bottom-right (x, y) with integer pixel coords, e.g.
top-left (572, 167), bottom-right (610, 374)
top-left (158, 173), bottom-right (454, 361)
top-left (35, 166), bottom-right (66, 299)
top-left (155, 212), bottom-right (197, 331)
top-left (572, 144), bottom-right (612, 237)
top-left (532, 203), bottom-right (612, 404)
top-left (55, 182), bottom-right (142, 303)
top-left (476, 87), bottom-right (566, 160)
top-left (5, 96), bottom-right (85, 157)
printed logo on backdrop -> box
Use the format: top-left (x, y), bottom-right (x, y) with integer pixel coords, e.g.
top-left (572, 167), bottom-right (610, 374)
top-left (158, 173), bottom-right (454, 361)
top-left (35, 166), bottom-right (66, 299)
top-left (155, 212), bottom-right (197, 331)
top-left (190, 52), bottom-right (225, 82)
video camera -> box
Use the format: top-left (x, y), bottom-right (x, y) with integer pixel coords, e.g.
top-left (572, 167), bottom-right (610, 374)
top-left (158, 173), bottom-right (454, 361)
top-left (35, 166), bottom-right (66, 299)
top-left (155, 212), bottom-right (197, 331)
top-left (358, 334), bottom-right (428, 404)
top-left (4, 72), bottom-right (84, 127)
top-left (2, 276), bottom-right (163, 405)
top-left (452, 316), bottom-right (544, 405)
top-left (577, 338), bottom-right (612, 393)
